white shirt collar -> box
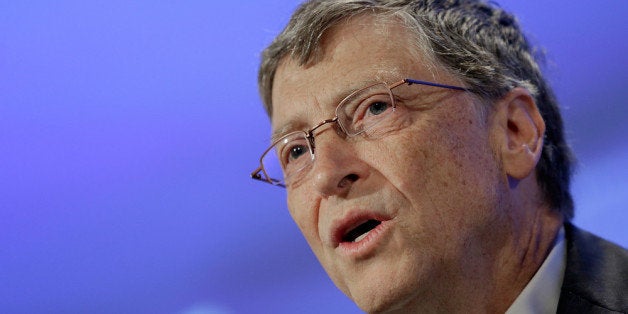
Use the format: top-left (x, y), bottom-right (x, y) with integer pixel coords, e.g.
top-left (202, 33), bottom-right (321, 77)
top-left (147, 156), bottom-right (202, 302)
top-left (505, 227), bottom-right (566, 314)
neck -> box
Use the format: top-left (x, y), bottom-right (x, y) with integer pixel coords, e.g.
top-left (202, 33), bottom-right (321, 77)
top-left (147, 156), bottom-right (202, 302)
top-left (487, 205), bottom-right (564, 312)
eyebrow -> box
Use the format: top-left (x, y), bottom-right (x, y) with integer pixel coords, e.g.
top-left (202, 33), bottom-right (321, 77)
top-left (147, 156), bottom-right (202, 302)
top-left (271, 119), bottom-right (307, 143)
top-left (269, 78), bottom-right (385, 142)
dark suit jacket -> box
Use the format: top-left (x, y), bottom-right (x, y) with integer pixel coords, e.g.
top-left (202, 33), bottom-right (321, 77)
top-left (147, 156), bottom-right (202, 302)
top-left (557, 223), bottom-right (628, 313)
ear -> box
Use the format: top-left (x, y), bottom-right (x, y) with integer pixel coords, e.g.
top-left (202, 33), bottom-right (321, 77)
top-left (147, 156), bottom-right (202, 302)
top-left (494, 87), bottom-right (545, 180)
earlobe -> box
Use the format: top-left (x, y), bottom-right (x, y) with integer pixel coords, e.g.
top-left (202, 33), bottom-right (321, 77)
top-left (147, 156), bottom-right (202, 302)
top-left (497, 87), bottom-right (546, 180)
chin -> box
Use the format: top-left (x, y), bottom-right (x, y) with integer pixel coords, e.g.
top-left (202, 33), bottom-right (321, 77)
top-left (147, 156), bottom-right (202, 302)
top-left (319, 234), bottom-right (434, 313)
top-left (337, 264), bottom-right (424, 314)
top-left (351, 287), bottom-right (419, 314)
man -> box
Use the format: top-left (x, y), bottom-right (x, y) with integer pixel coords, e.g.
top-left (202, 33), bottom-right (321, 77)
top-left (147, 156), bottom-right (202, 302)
top-left (251, 0), bottom-right (628, 312)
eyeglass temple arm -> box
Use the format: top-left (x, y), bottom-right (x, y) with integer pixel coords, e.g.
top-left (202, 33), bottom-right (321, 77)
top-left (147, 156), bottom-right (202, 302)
top-left (251, 167), bottom-right (286, 188)
top-left (403, 78), bottom-right (469, 91)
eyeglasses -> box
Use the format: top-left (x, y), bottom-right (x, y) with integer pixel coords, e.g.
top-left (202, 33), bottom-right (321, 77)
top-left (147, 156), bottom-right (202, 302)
top-left (251, 78), bottom-right (468, 188)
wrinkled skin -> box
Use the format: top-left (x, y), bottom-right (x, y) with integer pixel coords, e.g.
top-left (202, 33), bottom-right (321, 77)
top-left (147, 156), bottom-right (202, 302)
top-left (270, 15), bottom-right (562, 313)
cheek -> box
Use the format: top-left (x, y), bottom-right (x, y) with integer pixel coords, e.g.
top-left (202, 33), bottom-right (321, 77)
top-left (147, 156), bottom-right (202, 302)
top-left (287, 191), bottom-right (345, 289)
top-left (287, 191), bottom-right (323, 251)
top-left (379, 110), bottom-right (500, 228)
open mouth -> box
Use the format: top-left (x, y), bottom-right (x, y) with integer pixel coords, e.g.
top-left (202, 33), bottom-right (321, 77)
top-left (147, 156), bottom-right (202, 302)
top-left (341, 219), bottom-right (382, 243)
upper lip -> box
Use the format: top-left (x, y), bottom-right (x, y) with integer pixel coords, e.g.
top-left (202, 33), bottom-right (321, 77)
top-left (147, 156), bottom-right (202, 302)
top-left (330, 210), bottom-right (390, 247)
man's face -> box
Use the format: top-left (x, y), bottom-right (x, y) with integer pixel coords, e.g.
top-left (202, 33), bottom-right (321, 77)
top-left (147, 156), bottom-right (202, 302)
top-left (270, 17), bottom-right (512, 312)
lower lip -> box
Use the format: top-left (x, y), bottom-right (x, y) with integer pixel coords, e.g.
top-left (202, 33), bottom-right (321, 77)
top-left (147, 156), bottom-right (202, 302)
top-left (337, 220), bottom-right (391, 259)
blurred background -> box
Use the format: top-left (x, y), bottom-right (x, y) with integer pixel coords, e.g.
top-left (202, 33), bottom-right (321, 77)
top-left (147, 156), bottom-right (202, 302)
top-left (1, 1), bottom-right (626, 313)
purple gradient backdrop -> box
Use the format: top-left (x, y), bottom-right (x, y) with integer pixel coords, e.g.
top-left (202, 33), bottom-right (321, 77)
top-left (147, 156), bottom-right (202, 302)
top-left (1, 1), bottom-right (626, 313)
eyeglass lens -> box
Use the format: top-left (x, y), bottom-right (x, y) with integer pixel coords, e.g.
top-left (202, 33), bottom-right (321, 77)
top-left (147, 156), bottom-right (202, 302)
top-left (262, 82), bottom-right (397, 186)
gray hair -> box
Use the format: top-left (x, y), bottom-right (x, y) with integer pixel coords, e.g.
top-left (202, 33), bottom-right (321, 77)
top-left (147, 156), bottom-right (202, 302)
top-left (258, 0), bottom-right (575, 219)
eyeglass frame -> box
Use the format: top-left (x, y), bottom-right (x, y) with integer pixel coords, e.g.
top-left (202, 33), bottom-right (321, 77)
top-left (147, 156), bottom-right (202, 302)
top-left (250, 78), bottom-right (469, 188)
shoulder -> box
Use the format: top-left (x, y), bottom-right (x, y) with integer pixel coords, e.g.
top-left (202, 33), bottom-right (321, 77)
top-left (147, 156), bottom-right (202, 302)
top-left (558, 222), bottom-right (628, 313)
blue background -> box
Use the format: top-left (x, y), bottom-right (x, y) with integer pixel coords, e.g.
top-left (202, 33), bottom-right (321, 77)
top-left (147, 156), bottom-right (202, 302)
top-left (1, 1), bottom-right (626, 313)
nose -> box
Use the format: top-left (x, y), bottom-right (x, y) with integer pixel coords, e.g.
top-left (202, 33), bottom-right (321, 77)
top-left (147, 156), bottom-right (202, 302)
top-left (308, 128), bottom-right (367, 197)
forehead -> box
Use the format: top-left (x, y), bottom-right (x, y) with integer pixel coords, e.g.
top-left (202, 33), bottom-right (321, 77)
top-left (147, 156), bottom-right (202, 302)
top-left (270, 15), bottom-right (441, 137)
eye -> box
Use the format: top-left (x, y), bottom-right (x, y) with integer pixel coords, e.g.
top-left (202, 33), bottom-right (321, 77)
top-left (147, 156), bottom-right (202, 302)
top-left (337, 83), bottom-right (395, 135)
top-left (277, 137), bottom-right (310, 172)
top-left (287, 145), bottom-right (307, 162)
top-left (353, 94), bottom-right (393, 125)
top-left (367, 101), bottom-right (391, 116)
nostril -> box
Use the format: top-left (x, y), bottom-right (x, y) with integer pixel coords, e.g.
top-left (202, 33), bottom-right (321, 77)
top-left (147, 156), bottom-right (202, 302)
top-left (345, 173), bottom-right (359, 182)
top-left (338, 173), bottom-right (359, 188)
